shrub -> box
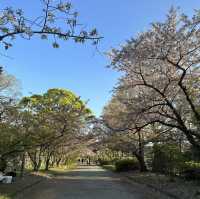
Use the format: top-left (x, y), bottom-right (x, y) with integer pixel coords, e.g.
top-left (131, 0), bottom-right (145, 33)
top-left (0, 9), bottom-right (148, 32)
top-left (181, 161), bottom-right (200, 181)
top-left (102, 165), bottom-right (115, 171)
top-left (115, 159), bottom-right (139, 172)
top-left (183, 146), bottom-right (200, 161)
top-left (184, 161), bottom-right (200, 169)
top-left (98, 159), bottom-right (111, 166)
top-left (152, 144), bottom-right (185, 175)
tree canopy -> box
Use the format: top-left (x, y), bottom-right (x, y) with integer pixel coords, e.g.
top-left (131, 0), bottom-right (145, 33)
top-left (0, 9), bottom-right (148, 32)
top-left (0, 88), bottom-right (92, 172)
top-left (108, 7), bottom-right (200, 151)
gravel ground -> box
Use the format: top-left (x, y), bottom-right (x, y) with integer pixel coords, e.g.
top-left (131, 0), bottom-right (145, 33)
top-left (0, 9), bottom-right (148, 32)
top-left (14, 166), bottom-right (171, 199)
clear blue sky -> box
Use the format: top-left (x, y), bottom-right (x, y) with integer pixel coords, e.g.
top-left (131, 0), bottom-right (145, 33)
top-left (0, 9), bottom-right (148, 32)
top-left (1, 0), bottom-right (199, 116)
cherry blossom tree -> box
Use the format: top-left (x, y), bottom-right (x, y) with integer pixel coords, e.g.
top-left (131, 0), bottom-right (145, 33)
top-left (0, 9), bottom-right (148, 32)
top-left (109, 8), bottom-right (200, 152)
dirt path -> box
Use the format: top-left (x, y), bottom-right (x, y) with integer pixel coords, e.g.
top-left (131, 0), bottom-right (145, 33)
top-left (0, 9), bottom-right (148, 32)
top-left (15, 166), bottom-right (170, 199)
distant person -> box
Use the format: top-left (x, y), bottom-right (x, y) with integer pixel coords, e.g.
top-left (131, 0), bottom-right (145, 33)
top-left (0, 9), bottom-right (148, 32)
top-left (87, 159), bottom-right (90, 165)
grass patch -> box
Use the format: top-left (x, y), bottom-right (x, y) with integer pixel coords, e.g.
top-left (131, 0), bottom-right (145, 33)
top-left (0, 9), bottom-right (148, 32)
top-left (0, 195), bottom-right (11, 199)
top-left (39, 166), bottom-right (76, 177)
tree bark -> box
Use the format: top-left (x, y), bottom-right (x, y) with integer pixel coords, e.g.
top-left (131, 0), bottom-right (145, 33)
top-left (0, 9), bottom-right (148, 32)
top-left (28, 149), bottom-right (42, 171)
top-left (45, 150), bottom-right (53, 171)
top-left (56, 158), bottom-right (62, 167)
top-left (45, 157), bottom-right (50, 171)
top-left (134, 153), bottom-right (148, 172)
top-left (20, 152), bottom-right (25, 177)
top-left (134, 131), bottom-right (148, 172)
top-left (0, 157), bottom-right (7, 172)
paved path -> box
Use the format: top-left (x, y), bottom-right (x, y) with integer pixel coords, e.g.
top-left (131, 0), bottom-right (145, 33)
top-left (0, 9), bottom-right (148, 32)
top-left (16, 166), bottom-right (169, 199)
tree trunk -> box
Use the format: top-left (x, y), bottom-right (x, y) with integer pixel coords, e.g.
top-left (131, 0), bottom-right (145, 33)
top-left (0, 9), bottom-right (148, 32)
top-left (28, 150), bottom-right (42, 171)
top-left (31, 152), bottom-right (39, 171)
top-left (45, 150), bottom-right (53, 171)
top-left (135, 153), bottom-right (148, 172)
top-left (45, 157), bottom-right (50, 171)
top-left (134, 131), bottom-right (148, 172)
top-left (88, 157), bottom-right (91, 165)
top-left (20, 153), bottom-right (25, 177)
top-left (0, 157), bottom-right (7, 172)
top-left (56, 158), bottom-right (62, 167)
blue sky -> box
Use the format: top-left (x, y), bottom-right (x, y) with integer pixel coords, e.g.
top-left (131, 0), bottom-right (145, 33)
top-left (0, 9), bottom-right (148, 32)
top-left (1, 0), bottom-right (200, 116)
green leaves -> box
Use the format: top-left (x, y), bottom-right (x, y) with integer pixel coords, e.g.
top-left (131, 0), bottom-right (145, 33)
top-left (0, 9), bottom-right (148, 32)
top-left (20, 88), bottom-right (92, 141)
top-left (1, 27), bottom-right (9, 33)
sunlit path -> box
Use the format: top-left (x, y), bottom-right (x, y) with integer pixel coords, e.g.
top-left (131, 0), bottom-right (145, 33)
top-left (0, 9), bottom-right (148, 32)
top-left (15, 166), bottom-right (150, 199)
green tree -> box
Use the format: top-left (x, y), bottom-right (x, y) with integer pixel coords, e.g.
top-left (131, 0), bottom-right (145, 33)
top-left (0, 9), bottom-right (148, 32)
top-left (19, 88), bottom-right (92, 170)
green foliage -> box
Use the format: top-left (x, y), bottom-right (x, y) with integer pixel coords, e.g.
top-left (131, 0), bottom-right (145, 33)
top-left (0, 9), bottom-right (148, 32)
top-left (190, 146), bottom-right (200, 161)
top-left (0, 88), bottom-right (92, 172)
top-left (115, 159), bottom-right (139, 172)
top-left (0, 196), bottom-right (11, 199)
top-left (101, 165), bottom-right (115, 172)
top-left (152, 144), bottom-right (185, 175)
top-left (98, 159), bottom-right (111, 166)
top-left (181, 161), bottom-right (200, 181)
top-left (184, 161), bottom-right (200, 169)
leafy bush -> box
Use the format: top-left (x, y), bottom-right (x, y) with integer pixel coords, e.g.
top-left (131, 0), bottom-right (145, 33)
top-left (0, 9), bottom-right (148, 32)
top-left (184, 161), bottom-right (200, 169)
top-left (181, 161), bottom-right (200, 180)
top-left (98, 159), bottom-right (111, 166)
top-left (183, 146), bottom-right (200, 161)
top-left (102, 165), bottom-right (115, 171)
top-left (115, 159), bottom-right (139, 172)
top-left (152, 144), bottom-right (185, 175)
top-left (0, 196), bottom-right (11, 199)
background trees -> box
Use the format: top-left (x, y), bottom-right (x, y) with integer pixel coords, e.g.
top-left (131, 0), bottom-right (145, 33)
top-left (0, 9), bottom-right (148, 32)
top-left (20, 88), bottom-right (92, 171)
top-left (0, 88), bottom-right (92, 172)
top-left (102, 91), bottom-right (155, 172)
top-left (0, 0), bottom-right (101, 173)
top-left (0, 72), bottom-right (20, 171)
